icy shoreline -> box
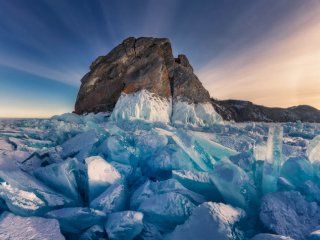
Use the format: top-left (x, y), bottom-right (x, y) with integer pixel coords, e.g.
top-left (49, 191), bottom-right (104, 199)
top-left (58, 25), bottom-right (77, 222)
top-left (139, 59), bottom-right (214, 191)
top-left (0, 114), bottom-right (320, 239)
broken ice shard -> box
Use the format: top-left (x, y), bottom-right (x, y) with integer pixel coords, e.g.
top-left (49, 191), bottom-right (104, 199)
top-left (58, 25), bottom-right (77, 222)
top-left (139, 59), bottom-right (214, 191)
top-left (85, 156), bottom-right (121, 201)
top-left (104, 211), bottom-right (144, 240)
top-left (90, 181), bottom-right (127, 214)
top-left (167, 202), bottom-right (245, 240)
top-left (46, 207), bottom-right (106, 233)
top-left (0, 211), bottom-right (64, 240)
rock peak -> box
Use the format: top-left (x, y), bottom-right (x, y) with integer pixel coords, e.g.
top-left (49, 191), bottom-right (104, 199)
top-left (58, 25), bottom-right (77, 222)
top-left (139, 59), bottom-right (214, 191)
top-left (74, 37), bottom-right (211, 115)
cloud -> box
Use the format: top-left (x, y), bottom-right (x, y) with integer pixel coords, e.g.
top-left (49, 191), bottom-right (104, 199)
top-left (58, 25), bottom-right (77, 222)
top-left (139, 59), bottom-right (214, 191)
top-left (198, 1), bottom-right (320, 109)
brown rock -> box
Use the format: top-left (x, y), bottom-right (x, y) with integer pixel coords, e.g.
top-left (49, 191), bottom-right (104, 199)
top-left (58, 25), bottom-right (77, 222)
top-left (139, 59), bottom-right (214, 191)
top-left (74, 37), bottom-right (211, 114)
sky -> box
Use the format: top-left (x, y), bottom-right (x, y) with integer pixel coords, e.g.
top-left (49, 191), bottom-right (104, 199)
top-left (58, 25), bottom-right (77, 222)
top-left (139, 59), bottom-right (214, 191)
top-left (0, 0), bottom-right (319, 117)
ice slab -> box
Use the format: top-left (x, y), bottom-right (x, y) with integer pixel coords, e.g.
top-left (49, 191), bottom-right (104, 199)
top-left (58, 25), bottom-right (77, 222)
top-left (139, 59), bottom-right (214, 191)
top-left (90, 181), bottom-right (127, 214)
top-left (260, 191), bottom-right (320, 240)
top-left (167, 202), bottom-right (245, 240)
top-left (280, 156), bottom-right (313, 189)
top-left (131, 179), bottom-right (205, 210)
top-left (0, 137), bottom-right (14, 151)
top-left (138, 192), bottom-right (195, 232)
top-left (104, 134), bottom-right (138, 165)
top-left (46, 207), bottom-right (106, 233)
top-left (79, 224), bottom-right (107, 240)
top-left (0, 169), bottom-right (72, 216)
top-left (33, 158), bottom-right (85, 203)
top-left (172, 170), bottom-right (222, 201)
top-left (210, 159), bottom-right (257, 211)
top-left (111, 90), bottom-right (172, 123)
top-left (0, 211), bottom-right (64, 240)
top-left (61, 130), bottom-right (98, 160)
top-left (135, 223), bottom-right (163, 240)
top-left (261, 126), bottom-right (283, 194)
top-left (105, 211), bottom-right (144, 240)
top-left (307, 135), bottom-right (320, 163)
top-left (85, 156), bottom-right (121, 201)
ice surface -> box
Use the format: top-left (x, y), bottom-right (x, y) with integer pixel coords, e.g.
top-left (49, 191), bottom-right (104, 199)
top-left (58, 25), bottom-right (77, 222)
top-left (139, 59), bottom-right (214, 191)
top-left (0, 211), bottom-right (64, 240)
top-left (1, 115), bottom-right (320, 239)
top-left (46, 207), bottom-right (106, 233)
top-left (260, 191), bottom-right (320, 240)
top-left (167, 202), bottom-right (245, 240)
top-left (104, 211), bottom-right (144, 240)
top-left (111, 90), bottom-right (172, 123)
top-left (85, 156), bottom-right (121, 201)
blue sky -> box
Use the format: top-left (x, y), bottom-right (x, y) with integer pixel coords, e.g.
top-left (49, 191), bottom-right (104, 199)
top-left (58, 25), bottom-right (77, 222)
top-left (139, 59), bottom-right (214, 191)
top-left (0, 0), bottom-right (319, 117)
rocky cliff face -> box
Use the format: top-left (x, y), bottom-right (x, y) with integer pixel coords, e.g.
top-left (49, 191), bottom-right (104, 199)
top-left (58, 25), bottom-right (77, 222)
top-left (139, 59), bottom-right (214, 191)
top-left (75, 37), bottom-right (210, 115)
top-left (75, 37), bottom-right (320, 124)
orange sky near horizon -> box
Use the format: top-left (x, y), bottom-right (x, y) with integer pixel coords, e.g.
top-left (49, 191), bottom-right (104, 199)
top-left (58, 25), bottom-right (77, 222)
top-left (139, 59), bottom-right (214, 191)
top-left (199, 3), bottom-right (320, 110)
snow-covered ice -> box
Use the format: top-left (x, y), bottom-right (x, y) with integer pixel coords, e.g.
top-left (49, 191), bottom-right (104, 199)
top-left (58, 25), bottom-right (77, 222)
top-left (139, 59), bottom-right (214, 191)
top-left (0, 114), bottom-right (320, 239)
top-left (104, 211), bottom-right (144, 240)
top-left (0, 211), bottom-right (64, 240)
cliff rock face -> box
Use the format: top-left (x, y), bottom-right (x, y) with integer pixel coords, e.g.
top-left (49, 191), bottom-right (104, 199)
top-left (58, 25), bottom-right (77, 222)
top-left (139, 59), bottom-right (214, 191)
top-left (75, 37), bottom-right (210, 115)
top-left (74, 37), bottom-right (320, 123)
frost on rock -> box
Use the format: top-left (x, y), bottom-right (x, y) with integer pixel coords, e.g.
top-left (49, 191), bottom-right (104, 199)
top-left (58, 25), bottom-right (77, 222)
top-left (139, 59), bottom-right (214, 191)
top-left (111, 90), bottom-right (172, 123)
top-left (0, 211), bottom-right (64, 240)
top-left (85, 156), bottom-right (121, 201)
top-left (104, 211), bottom-right (144, 240)
top-left (172, 101), bottom-right (222, 126)
top-left (167, 202), bottom-right (245, 240)
top-left (260, 191), bottom-right (320, 240)
top-left (46, 207), bottom-right (106, 233)
top-left (138, 192), bottom-right (195, 232)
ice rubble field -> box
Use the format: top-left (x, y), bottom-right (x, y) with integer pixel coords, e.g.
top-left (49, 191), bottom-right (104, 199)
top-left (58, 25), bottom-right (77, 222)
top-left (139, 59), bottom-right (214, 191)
top-left (0, 113), bottom-right (320, 240)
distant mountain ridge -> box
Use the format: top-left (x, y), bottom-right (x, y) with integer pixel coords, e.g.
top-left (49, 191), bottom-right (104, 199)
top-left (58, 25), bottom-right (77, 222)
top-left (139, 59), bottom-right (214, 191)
top-left (74, 37), bottom-right (320, 123)
top-left (212, 99), bottom-right (320, 123)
